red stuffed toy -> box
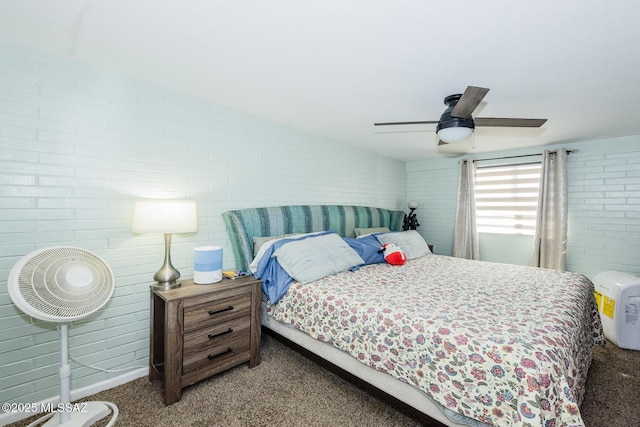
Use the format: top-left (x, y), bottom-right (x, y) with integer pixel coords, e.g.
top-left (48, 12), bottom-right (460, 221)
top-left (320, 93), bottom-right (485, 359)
top-left (380, 243), bottom-right (406, 265)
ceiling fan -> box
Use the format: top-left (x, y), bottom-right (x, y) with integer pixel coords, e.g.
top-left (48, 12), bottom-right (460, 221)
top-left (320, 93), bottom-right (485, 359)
top-left (374, 86), bottom-right (547, 145)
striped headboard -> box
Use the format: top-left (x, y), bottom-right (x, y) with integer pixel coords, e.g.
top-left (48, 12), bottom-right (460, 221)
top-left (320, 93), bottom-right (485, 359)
top-left (222, 205), bottom-right (405, 271)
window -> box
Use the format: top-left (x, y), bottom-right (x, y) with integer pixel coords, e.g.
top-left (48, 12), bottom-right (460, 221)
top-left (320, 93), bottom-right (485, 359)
top-left (474, 162), bottom-right (541, 235)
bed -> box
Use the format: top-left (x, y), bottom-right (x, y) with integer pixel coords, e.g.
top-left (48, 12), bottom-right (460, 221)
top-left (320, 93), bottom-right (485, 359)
top-left (222, 205), bottom-right (605, 427)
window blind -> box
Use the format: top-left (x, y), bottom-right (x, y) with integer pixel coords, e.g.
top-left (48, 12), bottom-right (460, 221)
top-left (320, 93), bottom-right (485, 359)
top-left (474, 162), bottom-right (541, 235)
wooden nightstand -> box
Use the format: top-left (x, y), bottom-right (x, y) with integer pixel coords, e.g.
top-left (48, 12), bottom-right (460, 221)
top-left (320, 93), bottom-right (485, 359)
top-left (149, 276), bottom-right (261, 405)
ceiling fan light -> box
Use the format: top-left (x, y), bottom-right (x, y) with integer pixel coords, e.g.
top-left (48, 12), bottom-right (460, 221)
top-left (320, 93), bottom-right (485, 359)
top-left (437, 126), bottom-right (474, 143)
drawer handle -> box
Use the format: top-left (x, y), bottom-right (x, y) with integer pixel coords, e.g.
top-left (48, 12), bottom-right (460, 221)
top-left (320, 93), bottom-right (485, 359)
top-left (208, 328), bottom-right (233, 339)
top-left (208, 347), bottom-right (233, 360)
top-left (208, 306), bottom-right (234, 316)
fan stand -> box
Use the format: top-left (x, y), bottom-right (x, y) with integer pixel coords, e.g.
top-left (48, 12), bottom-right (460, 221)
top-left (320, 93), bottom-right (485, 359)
top-left (8, 247), bottom-right (119, 427)
top-left (32, 324), bottom-right (118, 427)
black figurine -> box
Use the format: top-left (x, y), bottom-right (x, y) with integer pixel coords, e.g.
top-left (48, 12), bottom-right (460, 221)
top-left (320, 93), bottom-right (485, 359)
top-left (403, 201), bottom-right (420, 231)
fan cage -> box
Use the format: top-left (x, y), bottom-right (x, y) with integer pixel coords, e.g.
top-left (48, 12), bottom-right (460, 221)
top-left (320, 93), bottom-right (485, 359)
top-left (9, 246), bottom-right (115, 322)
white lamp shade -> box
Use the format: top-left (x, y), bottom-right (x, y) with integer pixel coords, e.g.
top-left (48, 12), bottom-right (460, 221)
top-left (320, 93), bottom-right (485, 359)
top-left (408, 200), bottom-right (418, 209)
top-left (437, 126), bottom-right (473, 143)
top-left (132, 200), bottom-right (197, 234)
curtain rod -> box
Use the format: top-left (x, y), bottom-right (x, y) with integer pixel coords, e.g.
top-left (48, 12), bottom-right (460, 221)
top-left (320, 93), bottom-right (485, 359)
top-left (463, 149), bottom-right (576, 163)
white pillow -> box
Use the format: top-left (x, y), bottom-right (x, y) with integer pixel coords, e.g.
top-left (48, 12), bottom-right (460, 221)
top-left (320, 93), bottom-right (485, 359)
top-left (248, 231), bottom-right (325, 274)
top-left (376, 230), bottom-right (431, 260)
top-left (273, 233), bottom-right (364, 284)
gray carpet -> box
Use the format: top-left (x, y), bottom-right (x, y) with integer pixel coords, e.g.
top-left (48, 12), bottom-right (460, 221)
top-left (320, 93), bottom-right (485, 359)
top-left (10, 333), bottom-right (640, 427)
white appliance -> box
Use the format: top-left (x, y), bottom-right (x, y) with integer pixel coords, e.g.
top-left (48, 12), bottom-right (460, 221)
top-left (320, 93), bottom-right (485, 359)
top-left (593, 271), bottom-right (640, 351)
top-left (193, 245), bottom-right (223, 284)
top-left (8, 246), bottom-right (119, 426)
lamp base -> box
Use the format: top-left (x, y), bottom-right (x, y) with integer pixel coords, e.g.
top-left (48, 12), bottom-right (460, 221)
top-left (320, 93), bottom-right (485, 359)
top-left (150, 280), bottom-right (181, 291)
top-left (150, 233), bottom-right (181, 291)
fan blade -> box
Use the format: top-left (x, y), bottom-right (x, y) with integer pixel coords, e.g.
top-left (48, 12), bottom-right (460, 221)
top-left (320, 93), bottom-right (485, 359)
top-left (474, 117), bottom-right (547, 127)
top-left (374, 120), bottom-right (439, 126)
top-left (437, 139), bottom-right (448, 146)
top-left (451, 86), bottom-right (489, 118)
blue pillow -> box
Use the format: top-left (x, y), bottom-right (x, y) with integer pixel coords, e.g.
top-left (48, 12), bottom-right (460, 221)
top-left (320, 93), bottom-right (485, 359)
top-left (344, 234), bottom-right (385, 265)
top-left (254, 231), bottom-right (332, 304)
top-left (273, 233), bottom-right (365, 284)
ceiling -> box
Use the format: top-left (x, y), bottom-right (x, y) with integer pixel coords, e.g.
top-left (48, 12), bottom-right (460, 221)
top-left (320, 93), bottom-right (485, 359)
top-left (1, 1), bottom-right (639, 161)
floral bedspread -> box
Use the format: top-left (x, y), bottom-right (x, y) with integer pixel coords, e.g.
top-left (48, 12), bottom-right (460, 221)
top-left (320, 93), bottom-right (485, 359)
top-left (267, 254), bottom-right (604, 427)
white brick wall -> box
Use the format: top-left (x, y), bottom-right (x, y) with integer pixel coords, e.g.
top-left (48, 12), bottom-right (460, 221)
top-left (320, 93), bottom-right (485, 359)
top-left (0, 41), bottom-right (407, 407)
top-left (406, 161), bottom-right (458, 255)
top-left (407, 137), bottom-right (640, 279)
top-left (566, 140), bottom-right (640, 277)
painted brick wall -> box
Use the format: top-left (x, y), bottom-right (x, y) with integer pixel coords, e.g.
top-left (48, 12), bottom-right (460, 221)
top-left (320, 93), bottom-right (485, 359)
top-left (406, 161), bottom-right (458, 256)
top-left (566, 138), bottom-right (640, 278)
top-left (0, 41), bottom-right (407, 407)
top-left (407, 137), bottom-right (640, 278)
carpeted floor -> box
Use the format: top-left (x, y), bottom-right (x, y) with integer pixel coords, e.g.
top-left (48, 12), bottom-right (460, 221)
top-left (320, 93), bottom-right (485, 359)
top-left (9, 332), bottom-right (640, 427)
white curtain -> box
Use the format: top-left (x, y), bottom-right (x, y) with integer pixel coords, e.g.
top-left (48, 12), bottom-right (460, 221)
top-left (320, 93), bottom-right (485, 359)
top-left (533, 148), bottom-right (568, 270)
top-left (453, 160), bottom-right (480, 260)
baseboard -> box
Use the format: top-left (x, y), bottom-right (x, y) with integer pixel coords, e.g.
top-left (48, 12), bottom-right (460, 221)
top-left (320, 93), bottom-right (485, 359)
top-left (0, 367), bottom-right (148, 425)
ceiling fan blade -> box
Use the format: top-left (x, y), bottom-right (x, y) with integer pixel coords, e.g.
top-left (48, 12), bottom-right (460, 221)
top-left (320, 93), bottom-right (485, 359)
top-left (374, 120), bottom-right (439, 126)
top-left (474, 117), bottom-right (547, 127)
top-left (450, 86), bottom-right (489, 118)
top-left (437, 139), bottom-right (448, 146)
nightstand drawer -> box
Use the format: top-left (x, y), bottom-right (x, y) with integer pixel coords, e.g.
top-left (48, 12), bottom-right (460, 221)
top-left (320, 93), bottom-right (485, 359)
top-left (182, 329), bottom-right (251, 376)
top-left (184, 293), bottom-right (251, 331)
top-left (183, 316), bottom-right (250, 355)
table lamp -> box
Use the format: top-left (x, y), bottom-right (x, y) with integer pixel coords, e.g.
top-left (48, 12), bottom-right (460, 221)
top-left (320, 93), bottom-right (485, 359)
top-left (132, 199), bottom-right (197, 290)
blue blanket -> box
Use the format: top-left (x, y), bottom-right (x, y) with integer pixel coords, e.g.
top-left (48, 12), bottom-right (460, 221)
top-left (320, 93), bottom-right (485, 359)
top-left (254, 232), bottom-right (331, 303)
